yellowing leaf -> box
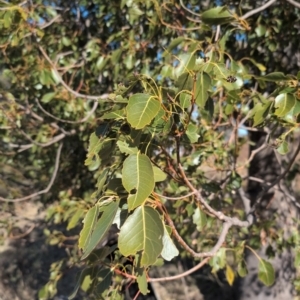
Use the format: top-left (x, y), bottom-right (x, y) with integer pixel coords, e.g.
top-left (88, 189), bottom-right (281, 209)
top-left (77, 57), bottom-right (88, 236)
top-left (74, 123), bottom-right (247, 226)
top-left (226, 264), bottom-right (235, 286)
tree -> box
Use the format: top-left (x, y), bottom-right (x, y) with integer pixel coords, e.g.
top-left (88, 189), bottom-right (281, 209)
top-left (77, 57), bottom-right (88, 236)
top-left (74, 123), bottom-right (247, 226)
top-left (1, 1), bottom-right (300, 299)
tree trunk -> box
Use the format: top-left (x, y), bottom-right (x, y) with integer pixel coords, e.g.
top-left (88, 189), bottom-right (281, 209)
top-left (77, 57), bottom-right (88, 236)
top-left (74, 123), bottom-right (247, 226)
top-left (238, 130), bottom-right (298, 299)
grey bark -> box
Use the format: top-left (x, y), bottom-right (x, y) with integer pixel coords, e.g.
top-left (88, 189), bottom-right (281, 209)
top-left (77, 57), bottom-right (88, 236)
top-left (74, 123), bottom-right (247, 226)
top-left (238, 130), bottom-right (299, 299)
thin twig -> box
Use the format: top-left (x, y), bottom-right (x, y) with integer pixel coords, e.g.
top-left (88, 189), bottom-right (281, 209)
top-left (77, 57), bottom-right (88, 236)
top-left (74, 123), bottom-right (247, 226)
top-left (0, 142), bottom-right (63, 202)
top-left (161, 201), bottom-right (233, 258)
top-left (154, 191), bottom-right (196, 200)
top-left (237, 142), bottom-right (268, 171)
top-left (286, 0), bottom-right (300, 9)
top-left (252, 137), bottom-right (300, 209)
top-left (39, 14), bottom-right (61, 29)
top-left (179, 0), bottom-right (201, 18)
top-left (35, 98), bottom-right (99, 124)
top-left (149, 257), bottom-right (211, 282)
top-left (38, 45), bottom-right (110, 102)
top-left (241, 0), bottom-right (277, 20)
top-left (178, 164), bottom-right (251, 227)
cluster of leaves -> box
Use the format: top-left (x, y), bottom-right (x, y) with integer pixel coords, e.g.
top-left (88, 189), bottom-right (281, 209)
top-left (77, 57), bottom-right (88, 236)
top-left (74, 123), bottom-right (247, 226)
top-left (1, 0), bottom-right (300, 299)
top-left (74, 31), bottom-right (300, 300)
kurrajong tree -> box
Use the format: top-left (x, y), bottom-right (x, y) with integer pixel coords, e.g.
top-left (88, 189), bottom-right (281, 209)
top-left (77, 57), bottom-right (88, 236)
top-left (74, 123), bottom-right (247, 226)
top-left (1, 1), bottom-right (300, 300)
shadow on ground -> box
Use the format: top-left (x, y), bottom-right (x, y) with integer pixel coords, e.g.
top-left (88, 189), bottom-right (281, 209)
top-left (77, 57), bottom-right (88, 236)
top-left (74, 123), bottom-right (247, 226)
top-left (0, 221), bottom-right (86, 300)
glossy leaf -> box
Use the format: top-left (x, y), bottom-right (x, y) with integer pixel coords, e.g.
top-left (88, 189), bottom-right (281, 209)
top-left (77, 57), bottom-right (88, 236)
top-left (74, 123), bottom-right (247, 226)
top-left (81, 201), bottom-right (119, 259)
top-left (195, 72), bottom-right (211, 108)
top-left (186, 123), bottom-right (200, 143)
top-left (101, 109), bottom-right (126, 120)
top-left (255, 72), bottom-right (290, 82)
top-left (118, 206), bottom-right (164, 266)
top-left (258, 259), bottom-right (275, 286)
top-left (79, 206), bottom-right (99, 250)
top-left (192, 207), bottom-right (207, 231)
top-left (67, 209), bottom-right (84, 230)
top-left (122, 153), bottom-right (155, 211)
top-left (161, 224), bottom-right (179, 261)
top-left (69, 268), bottom-right (93, 299)
top-left (153, 166), bottom-right (167, 182)
top-left (251, 101), bottom-right (272, 126)
top-left (201, 6), bottom-right (234, 25)
top-left (117, 140), bottom-right (138, 155)
top-left (41, 92), bottom-right (56, 103)
top-left (126, 93), bottom-right (160, 129)
top-left (277, 140), bottom-right (289, 155)
top-left (84, 133), bottom-right (103, 169)
top-left (176, 72), bottom-right (193, 91)
top-left (237, 261), bottom-right (248, 278)
top-left (136, 269), bottom-right (148, 295)
top-left (274, 93), bottom-right (296, 117)
top-left (94, 268), bottom-right (113, 295)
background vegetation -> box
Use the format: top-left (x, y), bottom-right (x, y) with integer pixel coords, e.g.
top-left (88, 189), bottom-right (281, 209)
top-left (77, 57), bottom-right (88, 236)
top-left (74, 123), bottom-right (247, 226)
top-left (1, 0), bottom-right (300, 299)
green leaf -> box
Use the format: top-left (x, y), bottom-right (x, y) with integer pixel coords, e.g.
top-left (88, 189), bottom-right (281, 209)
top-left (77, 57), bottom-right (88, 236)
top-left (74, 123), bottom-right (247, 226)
top-left (79, 206), bottom-right (99, 250)
top-left (255, 72), bottom-right (290, 82)
top-left (201, 6), bottom-right (234, 25)
top-left (67, 208), bottom-right (84, 230)
top-left (118, 206), bottom-right (164, 266)
top-left (84, 133), bottom-right (103, 169)
top-left (126, 94), bottom-right (160, 129)
top-left (41, 92), bottom-right (56, 103)
top-left (69, 268), bottom-right (93, 299)
top-left (175, 72), bottom-right (193, 91)
top-left (192, 207), bottom-right (207, 231)
top-left (251, 101), bottom-right (272, 126)
top-left (153, 166), bottom-right (167, 182)
top-left (258, 259), bottom-right (275, 286)
top-left (111, 49), bottom-right (123, 63)
top-left (255, 24), bottom-right (267, 37)
top-left (274, 93), bottom-right (296, 117)
top-left (101, 109), bottom-right (126, 119)
top-left (276, 140), bottom-right (289, 155)
top-left (94, 268), bottom-right (113, 295)
top-left (195, 72), bottom-right (211, 108)
top-left (295, 247), bottom-right (300, 267)
top-left (117, 140), bottom-right (138, 155)
top-left (174, 53), bottom-right (196, 76)
top-left (93, 168), bottom-right (110, 197)
top-left (161, 224), bottom-right (179, 261)
top-left (179, 92), bottom-right (191, 109)
top-left (225, 264), bottom-right (235, 286)
top-left (136, 269), bottom-right (149, 295)
top-left (81, 201), bottom-right (119, 259)
top-left (165, 37), bottom-right (185, 54)
top-left (237, 261), bottom-right (248, 277)
top-left (122, 153), bottom-right (155, 211)
top-left (186, 123), bottom-right (200, 143)
top-left (209, 248), bottom-right (226, 272)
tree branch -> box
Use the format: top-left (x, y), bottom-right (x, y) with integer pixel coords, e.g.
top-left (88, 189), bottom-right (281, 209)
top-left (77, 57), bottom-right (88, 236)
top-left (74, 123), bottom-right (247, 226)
top-left (285, 0), bottom-right (300, 9)
top-left (241, 0), bottom-right (277, 20)
top-left (149, 257), bottom-right (211, 282)
top-left (38, 45), bottom-right (110, 102)
top-left (0, 142), bottom-right (63, 202)
top-left (35, 98), bottom-right (99, 124)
